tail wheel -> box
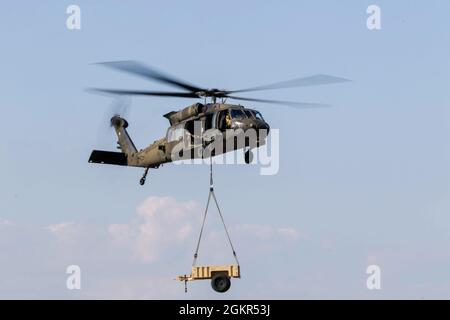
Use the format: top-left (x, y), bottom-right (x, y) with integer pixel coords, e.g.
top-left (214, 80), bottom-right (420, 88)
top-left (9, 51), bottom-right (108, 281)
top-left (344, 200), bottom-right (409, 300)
top-left (139, 167), bottom-right (150, 185)
top-left (211, 274), bottom-right (231, 293)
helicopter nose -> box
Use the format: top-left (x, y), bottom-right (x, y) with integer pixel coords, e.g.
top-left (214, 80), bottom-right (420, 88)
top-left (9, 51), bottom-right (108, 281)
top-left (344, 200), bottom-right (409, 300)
top-left (258, 121), bottom-right (270, 133)
top-left (247, 121), bottom-right (270, 135)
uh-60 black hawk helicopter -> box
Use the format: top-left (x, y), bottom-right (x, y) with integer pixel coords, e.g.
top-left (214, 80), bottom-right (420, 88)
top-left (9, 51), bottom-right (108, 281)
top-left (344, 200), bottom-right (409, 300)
top-left (88, 61), bottom-right (349, 185)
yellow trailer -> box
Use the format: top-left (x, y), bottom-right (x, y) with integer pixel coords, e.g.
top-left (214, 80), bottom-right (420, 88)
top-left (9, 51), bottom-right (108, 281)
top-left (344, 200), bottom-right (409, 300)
top-left (180, 162), bottom-right (240, 293)
top-left (177, 264), bottom-right (240, 293)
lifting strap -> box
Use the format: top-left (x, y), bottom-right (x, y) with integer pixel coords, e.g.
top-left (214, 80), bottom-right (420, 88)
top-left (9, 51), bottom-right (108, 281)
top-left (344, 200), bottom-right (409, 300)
top-left (192, 158), bottom-right (239, 266)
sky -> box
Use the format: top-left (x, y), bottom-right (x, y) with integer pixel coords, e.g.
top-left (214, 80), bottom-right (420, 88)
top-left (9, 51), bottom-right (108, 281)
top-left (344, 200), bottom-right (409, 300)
top-left (0, 1), bottom-right (450, 299)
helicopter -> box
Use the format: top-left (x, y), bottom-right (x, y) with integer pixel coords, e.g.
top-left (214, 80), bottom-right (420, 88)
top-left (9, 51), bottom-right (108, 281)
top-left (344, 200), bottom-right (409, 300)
top-left (88, 61), bottom-right (349, 185)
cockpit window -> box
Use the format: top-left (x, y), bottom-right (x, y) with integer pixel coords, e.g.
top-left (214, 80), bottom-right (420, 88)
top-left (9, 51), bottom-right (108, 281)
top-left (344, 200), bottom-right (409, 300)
top-left (244, 110), bottom-right (254, 118)
top-left (254, 111), bottom-right (264, 121)
top-left (230, 109), bottom-right (246, 119)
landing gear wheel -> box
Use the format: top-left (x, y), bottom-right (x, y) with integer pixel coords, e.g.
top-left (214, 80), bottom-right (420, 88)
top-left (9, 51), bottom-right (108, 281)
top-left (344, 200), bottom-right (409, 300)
top-left (244, 150), bottom-right (253, 164)
top-left (139, 167), bottom-right (150, 186)
top-left (211, 274), bottom-right (231, 293)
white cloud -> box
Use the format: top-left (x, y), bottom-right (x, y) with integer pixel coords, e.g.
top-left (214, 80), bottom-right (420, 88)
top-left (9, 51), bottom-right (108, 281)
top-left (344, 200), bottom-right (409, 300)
top-left (108, 196), bottom-right (198, 263)
top-left (46, 221), bottom-right (90, 243)
top-left (47, 221), bottom-right (76, 235)
top-left (276, 227), bottom-right (302, 240)
top-left (0, 197), bottom-right (308, 299)
top-left (108, 223), bottom-right (131, 244)
top-left (0, 218), bottom-right (15, 227)
top-left (2, 194), bottom-right (450, 299)
top-left (234, 224), bottom-right (302, 240)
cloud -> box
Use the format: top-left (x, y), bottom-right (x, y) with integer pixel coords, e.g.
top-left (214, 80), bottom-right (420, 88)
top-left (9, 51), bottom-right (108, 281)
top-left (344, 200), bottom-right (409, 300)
top-left (47, 221), bottom-right (76, 235)
top-left (0, 218), bottom-right (15, 227)
top-left (234, 224), bottom-right (303, 240)
top-left (0, 198), bottom-right (305, 299)
top-left (3, 192), bottom-right (450, 299)
top-left (108, 196), bottom-right (198, 263)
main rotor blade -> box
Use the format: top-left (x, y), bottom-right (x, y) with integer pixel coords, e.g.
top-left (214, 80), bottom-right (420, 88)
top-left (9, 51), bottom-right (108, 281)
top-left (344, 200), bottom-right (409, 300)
top-left (87, 88), bottom-right (200, 98)
top-left (229, 74), bottom-right (350, 94)
top-left (96, 61), bottom-right (203, 93)
top-left (227, 95), bottom-right (330, 108)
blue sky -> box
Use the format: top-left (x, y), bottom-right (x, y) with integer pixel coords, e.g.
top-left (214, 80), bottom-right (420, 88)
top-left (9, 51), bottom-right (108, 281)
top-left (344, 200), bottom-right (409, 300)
top-left (1, 1), bottom-right (450, 299)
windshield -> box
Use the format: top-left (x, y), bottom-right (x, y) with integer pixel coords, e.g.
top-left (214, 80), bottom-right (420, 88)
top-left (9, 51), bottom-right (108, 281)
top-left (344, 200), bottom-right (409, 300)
top-left (253, 111), bottom-right (264, 121)
top-left (230, 109), bottom-right (246, 119)
top-left (244, 110), bottom-right (254, 118)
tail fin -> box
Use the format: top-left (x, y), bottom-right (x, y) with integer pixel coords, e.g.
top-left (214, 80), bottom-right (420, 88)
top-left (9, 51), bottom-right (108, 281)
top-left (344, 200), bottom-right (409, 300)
top-left (110, 116), bottom-right (137, 155)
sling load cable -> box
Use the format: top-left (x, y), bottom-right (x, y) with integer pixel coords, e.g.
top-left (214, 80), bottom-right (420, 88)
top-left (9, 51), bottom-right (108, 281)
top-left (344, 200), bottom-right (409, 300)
top-left (192, 156), bottom-right (240, 267)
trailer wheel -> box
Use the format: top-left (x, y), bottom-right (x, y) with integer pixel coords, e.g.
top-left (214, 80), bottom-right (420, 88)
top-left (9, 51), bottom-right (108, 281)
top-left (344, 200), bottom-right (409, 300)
top-left (211, 274), bottom-right (231, 293)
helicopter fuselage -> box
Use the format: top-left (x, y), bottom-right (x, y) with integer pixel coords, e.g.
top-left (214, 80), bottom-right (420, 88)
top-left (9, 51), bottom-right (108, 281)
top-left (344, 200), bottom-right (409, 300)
top-left (88, 102), bottom-right (270, 171)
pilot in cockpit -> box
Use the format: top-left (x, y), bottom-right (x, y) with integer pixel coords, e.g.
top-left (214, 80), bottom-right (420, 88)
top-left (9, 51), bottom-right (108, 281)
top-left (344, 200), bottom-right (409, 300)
top-left (225, 111), bottom-right (232, 129)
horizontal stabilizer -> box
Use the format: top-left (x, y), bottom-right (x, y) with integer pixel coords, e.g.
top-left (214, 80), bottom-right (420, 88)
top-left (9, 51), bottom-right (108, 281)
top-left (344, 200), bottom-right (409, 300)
top-left (88, 150), bottom-right (128, 166)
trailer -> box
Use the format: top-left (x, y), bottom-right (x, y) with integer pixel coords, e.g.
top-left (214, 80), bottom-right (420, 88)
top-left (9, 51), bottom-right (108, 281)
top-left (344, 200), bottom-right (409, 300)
top-left (177, 264), bottom-right (240, 293)
top-left (179, 161), bottom-right (240, 293)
